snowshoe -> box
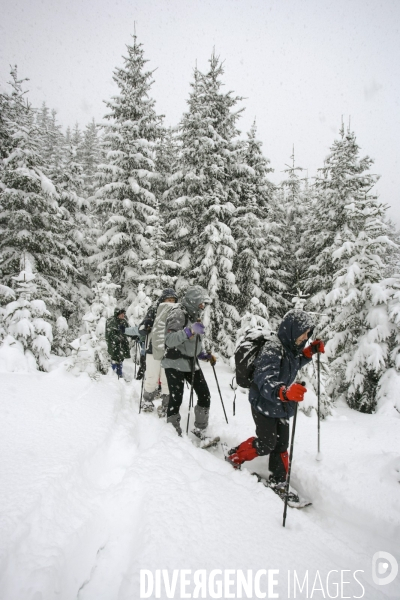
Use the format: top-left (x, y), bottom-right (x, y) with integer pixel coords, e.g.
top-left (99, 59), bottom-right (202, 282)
top-left (157, 404), bottom-right (167, 418)
top-left (225, 455), bottom-right (241, 469)
top-left (252, 473), bottom-right (312, 509)
top-left (141, 400), bottom-right (154, 413)
top-left (227, 445), bottom-right (239, 456)
top-left (191, 428), bottom-right (220, 450)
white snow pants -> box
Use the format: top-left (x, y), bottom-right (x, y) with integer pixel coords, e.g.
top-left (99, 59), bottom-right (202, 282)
top-left (144, 353), bottom-right (169, 395)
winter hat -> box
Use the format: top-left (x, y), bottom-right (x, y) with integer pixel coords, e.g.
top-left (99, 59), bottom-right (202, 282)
top-left (114, 307), bottom-right (126, 317)
top-left (159, 288), bottom-right (178, 303)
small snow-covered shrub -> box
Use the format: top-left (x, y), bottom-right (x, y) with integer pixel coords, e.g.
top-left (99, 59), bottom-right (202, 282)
top-left (0, 273), bottom-right (52, 371)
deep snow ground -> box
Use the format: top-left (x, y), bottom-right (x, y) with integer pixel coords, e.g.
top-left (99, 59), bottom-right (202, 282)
top-left (0, 359), bottom-right (399, 600)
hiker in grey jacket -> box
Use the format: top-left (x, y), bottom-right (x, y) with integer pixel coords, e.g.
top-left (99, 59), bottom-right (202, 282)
top-left (161, 285), bottom-right (216, 436)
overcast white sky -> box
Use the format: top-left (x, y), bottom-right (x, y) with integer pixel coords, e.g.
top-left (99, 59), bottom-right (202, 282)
top-left (1, 0), bottom-right (399, 223)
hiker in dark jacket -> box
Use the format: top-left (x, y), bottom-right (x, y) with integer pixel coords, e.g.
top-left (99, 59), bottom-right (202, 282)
top-left (161, 285), bottom-right (216, 437)
top-left (105, 307), bottom-right (131, 378)
top-left (226, 310), bottom-right (325, 486)
top-left (138, 288), bottom-right (178, 414)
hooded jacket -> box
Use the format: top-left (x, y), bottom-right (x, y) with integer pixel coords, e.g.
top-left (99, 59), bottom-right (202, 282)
top-left (161, 286), bottom-right (211, 372)
top-left (249, 310), bottom-right (315, 418)
top-left (105, 308), bottom-right (131, 362)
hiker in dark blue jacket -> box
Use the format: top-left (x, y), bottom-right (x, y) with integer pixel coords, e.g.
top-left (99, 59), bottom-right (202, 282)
top-left (226, 310), bottom-right (325, 486)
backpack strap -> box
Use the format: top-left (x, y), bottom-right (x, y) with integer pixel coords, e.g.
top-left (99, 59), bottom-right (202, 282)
top-left (249, 336), bottom-right (285, 391)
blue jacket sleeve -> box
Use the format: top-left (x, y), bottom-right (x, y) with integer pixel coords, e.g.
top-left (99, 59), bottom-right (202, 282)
top-left (299, 354), bottom-right (312, 369)
top-left (252, 344), bottom-right (285, 403)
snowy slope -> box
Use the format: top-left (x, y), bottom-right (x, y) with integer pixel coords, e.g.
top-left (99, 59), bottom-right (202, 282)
top-left (0, 360), bottom-right (399, 600)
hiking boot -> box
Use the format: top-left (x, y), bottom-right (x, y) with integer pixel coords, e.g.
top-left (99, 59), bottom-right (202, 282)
top-left (157, 394), bottom-right (169, 418)
top-left (142, 390), bottom-right (156, 412)
top-left (192, 427), bottom-right (206, 441)
top-left (167, 413), bottom-right (182, 436)
top-left (194, 405), bottom-right (209, 431)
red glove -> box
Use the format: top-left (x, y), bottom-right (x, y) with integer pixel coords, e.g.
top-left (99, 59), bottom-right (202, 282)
top-left (303, 339), bottom-right (325, 359)
top-left (279, 383), bottom-right (307, 402)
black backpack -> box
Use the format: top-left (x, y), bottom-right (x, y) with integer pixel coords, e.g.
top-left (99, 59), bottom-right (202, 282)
top-left (234, 328), bottom-right (272, 388)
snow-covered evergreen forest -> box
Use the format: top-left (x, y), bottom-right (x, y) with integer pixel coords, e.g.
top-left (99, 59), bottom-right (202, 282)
top-left (1, 35), bottom-right (400, 414)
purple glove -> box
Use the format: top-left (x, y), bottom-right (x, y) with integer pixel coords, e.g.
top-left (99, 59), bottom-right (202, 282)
top-left (198, 351), bottom-right (211, 361)
top-left (191, 322), bottom-right (205, 335)
top-left (184, 327), bottom-right (193, 338)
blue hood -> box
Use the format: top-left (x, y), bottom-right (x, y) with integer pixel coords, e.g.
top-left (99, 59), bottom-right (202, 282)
top-left (278, 310), bottom-right (315, 355)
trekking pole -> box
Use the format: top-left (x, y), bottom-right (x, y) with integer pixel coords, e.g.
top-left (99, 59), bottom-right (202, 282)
top-left (283, 381), bottom-right (303, 528)
top-left (134, 341), bottom-right (138, 379)
top-left (186, 335), bottom-right (199, 434)
top-left (138, 334), bottom-right (148, 414)
top-left (211, 363), bottom-right (228, 424)
top-left (316, 352), bottom-right (322, 461)
top-left (138, 375), bottom-right (145, 413)
top-left (230, 378), bottom-right (237, 416)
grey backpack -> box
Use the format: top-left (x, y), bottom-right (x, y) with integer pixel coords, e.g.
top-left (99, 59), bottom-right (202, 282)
top-left (151, 303), bottom-right (175, 360)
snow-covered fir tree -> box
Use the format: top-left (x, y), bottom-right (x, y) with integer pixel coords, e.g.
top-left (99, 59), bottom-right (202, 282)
top-left (277, 149), bottom-right (313, 315)
top-left (141, 201), bottom-right (181, 296)
top-left (71, 123), bottom-right (83, 162)
top-left (376, 272), bottom-right (400, 415)
top-left (236, 297), bottom-right (271, 335)
top-left (231, 121), bottom-right (284, 325)
top-left (94, 35), bottom-right (164, 304)
top-left (154, 126), bottom-right (179, 197)
top-left (0, 71), bottom-right (80, 313)
top-left (0, 66), bottom-right (24, 163)
top-left (0, 284), bottom-right (16, 343)
top-left (36, 105), bottom-right (65, 185)
top-left (126, 282), bottom-right (152, 326)
top-left (58, 131), bottom-right (92, 260)
top-left (164, 55), bottom-right (244, 358)
top-left (1, 271), bottom-right (53, 371)
top-left (81, 118), bottom-right (102, 196)
top-left (308, 125), bottom-right (400, 412)
top-left (35, 102), bottom-right (50, 155)
top-left (52, 315), bottom-right (69, 356)
top-left (58, 134), bottom-right (85, 210)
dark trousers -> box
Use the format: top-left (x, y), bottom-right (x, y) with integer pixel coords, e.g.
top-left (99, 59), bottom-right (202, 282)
top-left (165, 368), bottom-right (211, 418)
top-left (111, 361), bottom-right (123, 377)
top-left (252, 408), bottom-right (290, 483)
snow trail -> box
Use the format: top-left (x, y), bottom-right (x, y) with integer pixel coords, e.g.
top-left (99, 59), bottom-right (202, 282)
top-left (0, 362), bottom-right (398, 599)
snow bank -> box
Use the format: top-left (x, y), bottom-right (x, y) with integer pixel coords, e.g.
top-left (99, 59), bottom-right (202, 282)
top-left (0, 361), bottom-right (398, 599)
top-left (376, 368), bottom-right (400, 417)
top-left (0, 335), bottom-right (37, 372)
